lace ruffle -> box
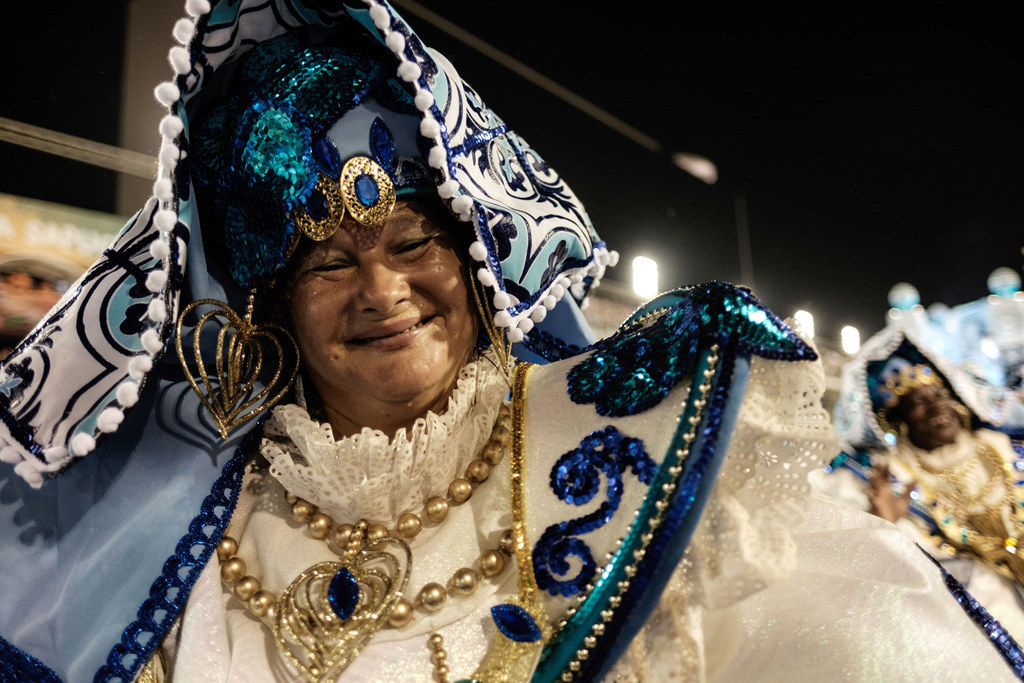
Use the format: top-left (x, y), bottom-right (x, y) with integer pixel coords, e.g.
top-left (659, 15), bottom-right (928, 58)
top-left (612, 333), bottom-right (838, 681)
top-left (260, 350), bottom-right (511, 524)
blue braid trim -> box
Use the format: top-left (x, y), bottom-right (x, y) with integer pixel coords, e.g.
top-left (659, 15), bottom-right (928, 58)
top-left (924, 547), bottom-right (1024, 679)
top-left (94, 431), bottom-right (257, 682)
top-left (0, 635), bottom-right (61, 683)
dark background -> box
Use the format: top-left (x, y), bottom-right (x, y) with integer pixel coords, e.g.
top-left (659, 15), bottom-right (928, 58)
top-left (2, 2), bottom-right (1020, 345)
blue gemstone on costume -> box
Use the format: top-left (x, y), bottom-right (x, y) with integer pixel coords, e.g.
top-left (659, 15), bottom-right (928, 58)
top-left (327, 568), bottom-right (359, 620)
top-left (491, 603), bottom-right (542, 642)
top-left (307, 188), bottom-right (329, 221)
top-left (370, 117), bottom-right (397, 172)
top-left (355, 174), bottom-right (379, 206)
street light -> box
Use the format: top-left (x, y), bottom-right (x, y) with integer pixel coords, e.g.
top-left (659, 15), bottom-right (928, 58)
top-left (793, 310), bottom-right (814, 339)
top-left (841, 326), bottom-right (861, 355)
top-left (632, 256), bottom-right (659, 299)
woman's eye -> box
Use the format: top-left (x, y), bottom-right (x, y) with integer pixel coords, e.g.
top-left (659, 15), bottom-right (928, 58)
top-left (397, 236), bottom-right (436, 254)
top-left (310, 260), bottom-right (352, 273)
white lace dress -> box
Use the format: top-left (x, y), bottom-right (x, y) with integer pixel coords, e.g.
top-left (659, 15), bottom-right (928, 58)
top-left (158, 348), bottom-right (1016, 681)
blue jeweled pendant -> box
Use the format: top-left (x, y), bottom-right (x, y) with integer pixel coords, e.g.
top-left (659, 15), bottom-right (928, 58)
top-left (354, 174), bottom-right (380, 206)
top-left (491, 603), bottom-right (542, 642)
top-left (327, 567), bottom-right (360, 620)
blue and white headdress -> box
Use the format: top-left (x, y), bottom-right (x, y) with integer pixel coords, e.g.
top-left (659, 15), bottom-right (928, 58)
top-left (0, 0), bottom-right (614, 487)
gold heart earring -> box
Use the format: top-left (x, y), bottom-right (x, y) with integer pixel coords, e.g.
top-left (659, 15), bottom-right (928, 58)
top-left (175, 290), bottom-right (299, 438)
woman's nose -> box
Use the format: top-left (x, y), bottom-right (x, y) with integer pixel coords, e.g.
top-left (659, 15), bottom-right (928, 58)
top-left (356, 262), bottom-right (409, 311)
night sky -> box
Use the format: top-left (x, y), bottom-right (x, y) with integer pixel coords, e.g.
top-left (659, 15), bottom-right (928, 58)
top-left (2, 2), bottom-right (1020, 346)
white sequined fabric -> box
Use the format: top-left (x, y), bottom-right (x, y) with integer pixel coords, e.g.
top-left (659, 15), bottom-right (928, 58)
top-left (261, 349), bottom-right (511, 523)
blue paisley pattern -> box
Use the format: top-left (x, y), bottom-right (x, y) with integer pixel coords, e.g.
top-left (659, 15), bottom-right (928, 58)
top-left (533, 426), bottom-right (657, 597)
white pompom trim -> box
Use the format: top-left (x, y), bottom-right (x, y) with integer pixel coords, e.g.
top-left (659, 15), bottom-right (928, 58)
top-left (117, 381), bottom-right (140, 408)
top-left (451, 195), bottom-right (472, 214)
top-left (507, 328), bottom-right (524, 343)
top-left (517, 318), bottom-right (534, 334)
top-left (543, 295), bottom-right (557, 309)
top-left (530, 306), bottom-right (548, 322)
top-left (14, 461), bottom-right (44, 488)
top-left (428, 145), bottom-right (446, 169)
top-left (419, 117), bottom-right (440, 138)
top-left (150, 238), bottom-right (170, 260)
top-left (147, 298), bottom-right (168, 323)
top-left (70, 432), bottom-right (96, 457)
top-left (414, 90), bottom-right (434, 111)
top-left (154, 209), bottom-right (177, 233)
top-left (169, 46), bottom-right (191, 75)
top-left (369, 3), bottom-right (390, 29)
top-left (129, 355), bottom-right (153, 380)
top-left (153, 178), bottom-right (173, 202)
top-left (493, 291), bottom-right (512, 309)
top-left (159, 114), bottom-right (184, 138)
top-left (438, 180), bottom-right (459, 199)
top-left (154, 81), bottom-right (180, 106)
top-left (145, 269), bottom-right (168, 293)
top-left (468, 240), bottom-right (487, 262)
top-left (476, 267), bottom-right (496, 287)
top-left (141, 329), bottom-right (164, 354)
top-left (493, 310), bottom-right (513, 328)
top-left (159, 141), bottom-right (180, 169)
top-left (97, 408), bottom-right (125, 433)
top-left (0, 446), bottom-right (21, 465)
top-left (397, 61), bottom-right (421, 83)
top-left (185, 0), bottom-right (210, 18)
top-left (173, 17), bottom-right (194, 44)
top-left (385, 31), bottom-right (405, 54)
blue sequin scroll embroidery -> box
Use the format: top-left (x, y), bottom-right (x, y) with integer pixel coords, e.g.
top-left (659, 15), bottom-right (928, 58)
top-left (533, 426), bottom-right (656, 597)
top-left (567, 281), bottom-right (814, 416)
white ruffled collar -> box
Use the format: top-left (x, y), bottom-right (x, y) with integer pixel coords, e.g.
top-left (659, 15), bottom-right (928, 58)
top-left (259, 350), bottom-right (511, 524)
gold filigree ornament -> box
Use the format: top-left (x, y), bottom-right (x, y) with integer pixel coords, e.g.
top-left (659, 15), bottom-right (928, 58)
top-left (292, 172), bottom-right (348, 241)
top-left (175, 292), bottom-right (299, 438)
top-left (339, 155), bottom-right (396, 227)
top-left (272, 536), bottom-right (412, 682)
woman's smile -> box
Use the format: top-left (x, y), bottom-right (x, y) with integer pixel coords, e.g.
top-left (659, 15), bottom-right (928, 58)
top-left (347, 316), bottom-right (433, 348)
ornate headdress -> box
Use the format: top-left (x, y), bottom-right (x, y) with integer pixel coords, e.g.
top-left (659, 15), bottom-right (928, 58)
top-left (0, 0), bottom-right (615, 487)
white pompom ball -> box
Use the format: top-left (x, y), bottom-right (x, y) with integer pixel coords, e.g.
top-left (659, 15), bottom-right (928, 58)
top-left (97, 407), bottom-right (125, 433)
top-left (414, 90), bottom-right (434, 111)
top-left (551, 284), bottom-right (565, 298)
top-left (159, 114), bottom-right (184, 139)
top-left (530, 306), bottom-right (548, 322)
top-left (398, 61), bottom-right (422, 83)
top-left (169, 46), bottom-right (191, 75)
top-left (517, 317), bottom-right (534, 334)
top-left (153, 177), bottom-right (173, 202)
top-left (419, 116), bottom-right (440, 138)
top-left (493, 310), bottom-right (513, 328)
top-left (608, 250), bottom-right (620, 267)
top-left (173, 18), bottom-right (194, 44)
top-left (154, 81), bottom-right (179, 107)
top-left (428, 145), bottom-right (446, 169)
top-left (438, 180), bottom-right (459, 198)
top-left (117, 381), bottom-right (140, 408)
top-left (145, 269), bottom-right (168, 293)
top-left (129, 355), bottom-right (153, 379)
top-left (493, 291), bottom-right (512, 309)
top-left (70, 432), bottom-right (97, 457)
top-left (507, 327), bottom-right (524, 343)
top-left (147, 298), bottom-right (168, 323)
top-left (149, 238), bottom-right (170, 260)
top-left (570, 282), bottom-right (585, 299)
top-left (468, 240), bottom-right (488, 261)
top-left (476, 267), bottom-right (496, 287)
top-left (141, 328), bottom-right (164, 354)
top-left (159, 142), bottom-right (180, 169)
top-left (369, 4), bottom-right (390, 29)
top-left (0, 446), bottom-right (22, 465)
top-left (451, 196), bottom-right (472, 214)
top-left (154, 209), bottom-right (176, 233)
top-left (569, 272), bottom-right (584, 284)
top-left (543, 295), bottom-right (557, 309)
top-left (185, 0), bottom-right (211, 17)
top-left (385, 31), bottom-right (406, 54)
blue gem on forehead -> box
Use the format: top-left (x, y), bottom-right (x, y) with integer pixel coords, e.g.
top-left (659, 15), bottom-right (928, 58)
top-left (327, 568), bottom-right (360, 620)
top-left (491, 603), bottom-right (542, 642)
top-left (355, 174), bottom-right (380, 206)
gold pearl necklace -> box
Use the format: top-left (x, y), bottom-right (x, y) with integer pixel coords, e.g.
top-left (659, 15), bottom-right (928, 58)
top-left (217, 401), bottom-right (514, 631)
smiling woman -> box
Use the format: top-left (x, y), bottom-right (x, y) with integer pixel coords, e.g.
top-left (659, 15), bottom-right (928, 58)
top-left (284, 201), bottom-right (478, 437)
top-left (1, 2), bottom-right (1023, 682)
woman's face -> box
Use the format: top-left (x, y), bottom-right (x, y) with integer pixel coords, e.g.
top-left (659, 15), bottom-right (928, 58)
top-left (288, 201), bottom-right (478, 436)
top-left (897, 384), bottom-right (962, 451)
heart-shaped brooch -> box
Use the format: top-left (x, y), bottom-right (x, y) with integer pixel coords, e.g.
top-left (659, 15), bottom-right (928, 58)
top-left (175, 296), bottom-right (299, 438)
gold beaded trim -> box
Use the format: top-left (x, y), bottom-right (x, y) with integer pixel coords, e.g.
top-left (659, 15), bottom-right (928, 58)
top-left (555, 345), bottom-right (720, 681)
